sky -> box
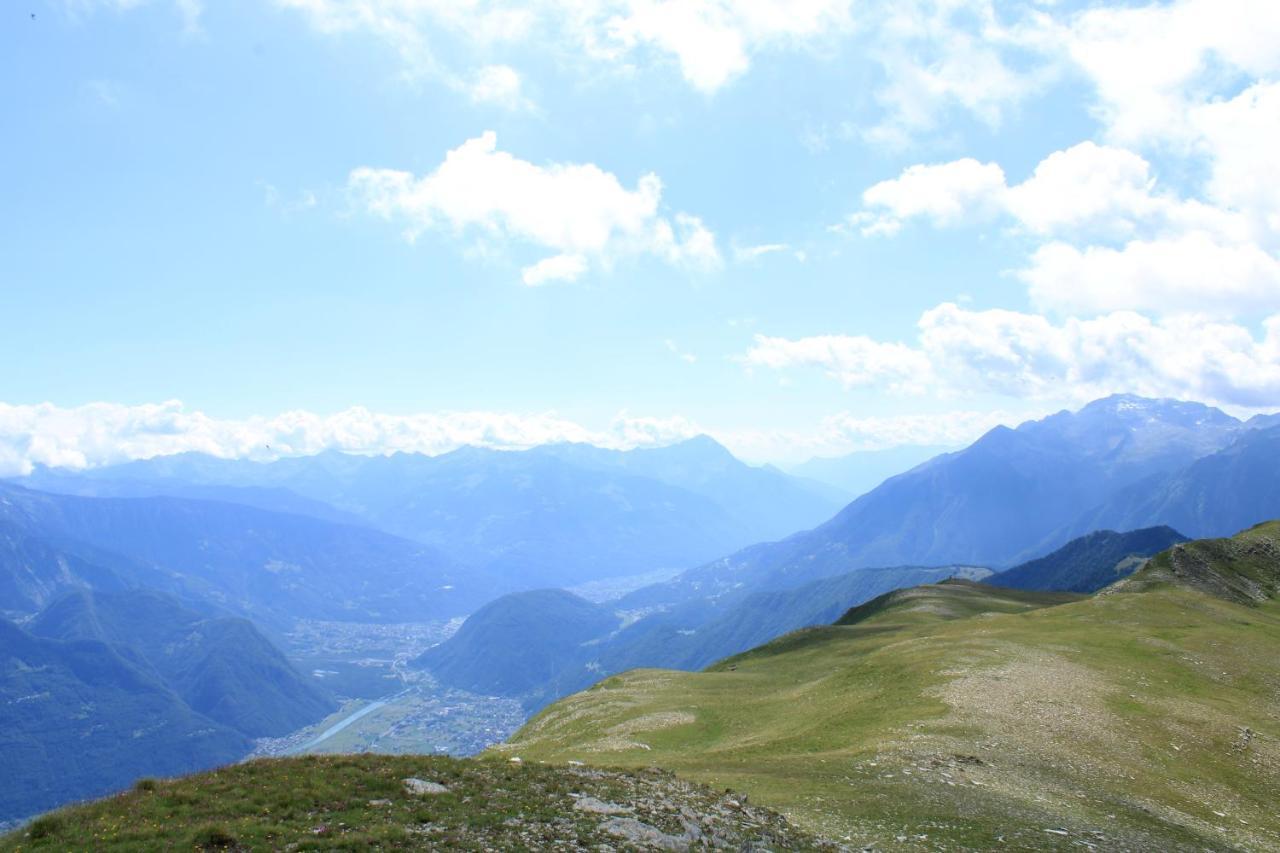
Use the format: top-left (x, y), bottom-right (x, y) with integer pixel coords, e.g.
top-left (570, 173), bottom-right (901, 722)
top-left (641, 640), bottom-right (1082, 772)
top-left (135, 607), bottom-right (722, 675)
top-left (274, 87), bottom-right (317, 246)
top-left (1, 0), bottom-right (1278, 471)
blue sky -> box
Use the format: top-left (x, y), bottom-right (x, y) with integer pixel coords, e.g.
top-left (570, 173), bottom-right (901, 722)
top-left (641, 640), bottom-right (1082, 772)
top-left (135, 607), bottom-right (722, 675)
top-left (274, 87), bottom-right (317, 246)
top-left (2, 0), bottom-right (1278, 470)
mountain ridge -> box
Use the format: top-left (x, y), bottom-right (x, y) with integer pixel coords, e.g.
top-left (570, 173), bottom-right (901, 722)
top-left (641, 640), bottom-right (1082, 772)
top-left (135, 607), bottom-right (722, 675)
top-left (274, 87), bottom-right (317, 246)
top-left (504, 521), bottom-right (1280, 850)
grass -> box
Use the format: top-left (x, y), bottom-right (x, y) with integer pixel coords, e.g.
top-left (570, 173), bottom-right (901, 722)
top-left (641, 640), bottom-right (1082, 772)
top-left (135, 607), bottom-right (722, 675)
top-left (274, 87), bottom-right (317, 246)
top-left (0, 754), bottom-right (834, 851)
top-left (504, 565), bottom-right (1280, 851)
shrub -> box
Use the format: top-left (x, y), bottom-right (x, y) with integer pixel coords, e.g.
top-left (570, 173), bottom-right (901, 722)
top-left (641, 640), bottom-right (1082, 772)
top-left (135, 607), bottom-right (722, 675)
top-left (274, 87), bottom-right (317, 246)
top-left (27, 815), bottom-right (64, 840)
top-left (192, 824), bottom-right (239, 848)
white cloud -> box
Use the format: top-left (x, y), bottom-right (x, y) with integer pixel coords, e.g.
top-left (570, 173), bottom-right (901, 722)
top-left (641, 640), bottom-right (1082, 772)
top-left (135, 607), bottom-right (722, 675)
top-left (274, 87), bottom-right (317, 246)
top-left (855, 141), bottom-right (1278, 314)
top-left (854, 157), bottom-right (1007, 235)
top-left (1005, 142), bottom-right (1167, 239)
top-left (592, 0), bottom-right (853, 93)
top-left (864, 0), bottom-right (1058, 143)
top-left (277, 0), bottom-right (852, 94)
top-left (0, 399), bottom-right (1061, 473)
top-left (348, 131), bottom-right (720, 284)
top-left (1190, 81), bottom-right (1280, 235)
top-left (1022, 234), bottom-right (1280, 316)
top-left (743, 303), bottom-right (1280, 408)
top-left (462, 64), bottom-right (531, 109)
top-left (733, 242), bottom-right (791, 262)
top-left (1060, 0), bottom-right (1280, 148)
top-left (521, 253), bottom-right (588, 286)
top-left (857, 142), bottom-right (1243, 242)
top-left (0, 401), bottom-right (719, 477)
top-left (742, 334), bottom-right (932, 393)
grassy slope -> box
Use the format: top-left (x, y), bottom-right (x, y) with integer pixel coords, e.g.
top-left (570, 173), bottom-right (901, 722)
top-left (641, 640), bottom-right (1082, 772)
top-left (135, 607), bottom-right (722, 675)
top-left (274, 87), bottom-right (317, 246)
top-left (0, 755), bottom-right (835, 851)
top-left (505, 528), bottom-right (1280, 851)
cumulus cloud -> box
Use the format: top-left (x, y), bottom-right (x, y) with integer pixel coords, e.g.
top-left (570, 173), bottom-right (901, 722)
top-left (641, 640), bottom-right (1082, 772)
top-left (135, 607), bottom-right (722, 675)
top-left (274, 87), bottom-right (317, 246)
top-left (1191, 81), bottom-right (1280, 234)
top-left (854, 141), bottom-right (1278, 315)
top-left (743, 304), bottom-right (1280, 408)
top-left (348, 131), bottom-right (720, 284)
top-left (1022, 235), bottom-right (1280, 316)
top-left (276, 0), bottom-right (852, 95)
top-left (853, 158), bottom-right (1007, 236)
top-left (857, 142), bottom-right (1243, 242)
top-left (863, 0), bottom-right (1059, 143)
top-left (591, 0), bottom-right (853, 93)
top-left (1060, 0), bottom-right (1280, 148)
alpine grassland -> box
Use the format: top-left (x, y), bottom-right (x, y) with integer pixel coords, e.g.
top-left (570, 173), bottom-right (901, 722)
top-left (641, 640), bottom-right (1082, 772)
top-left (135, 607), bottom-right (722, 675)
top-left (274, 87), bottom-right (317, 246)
top-left (504, 523), bottom-right (1280, 850)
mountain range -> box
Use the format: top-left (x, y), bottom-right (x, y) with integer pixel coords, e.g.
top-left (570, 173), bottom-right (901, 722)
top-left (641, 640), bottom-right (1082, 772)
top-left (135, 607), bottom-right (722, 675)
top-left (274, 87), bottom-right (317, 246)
top-left (14, 438), bottom-right (845, 588)
top-left (637, 397), bottom-right (1279, 607)
top-left (4, 393), bottom-right (1279, 831)
top-left (416, 395), bottom-right (1280, 711)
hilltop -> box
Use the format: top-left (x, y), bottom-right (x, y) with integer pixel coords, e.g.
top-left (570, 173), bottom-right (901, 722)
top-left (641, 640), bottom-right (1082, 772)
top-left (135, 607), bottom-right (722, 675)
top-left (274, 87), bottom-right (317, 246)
top-left (505, 523), bottom-right (1280, 850)
top-left (0, 755), bottom-right (837, 851)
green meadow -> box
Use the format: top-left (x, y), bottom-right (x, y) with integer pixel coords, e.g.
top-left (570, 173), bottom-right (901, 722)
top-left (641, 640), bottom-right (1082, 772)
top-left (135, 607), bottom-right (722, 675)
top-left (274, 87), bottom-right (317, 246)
top-left (505, 525), bottom-right (1280, 850)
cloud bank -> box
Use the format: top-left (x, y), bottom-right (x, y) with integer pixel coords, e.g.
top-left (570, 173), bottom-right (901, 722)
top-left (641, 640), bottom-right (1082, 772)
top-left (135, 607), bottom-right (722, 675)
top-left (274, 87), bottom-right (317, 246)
top-left (0, 401), bottom-right (1058, 474)
top-left (744, 305), bottom-right (1280, 408)
top-left (0, 402), bottom-right (716, 477)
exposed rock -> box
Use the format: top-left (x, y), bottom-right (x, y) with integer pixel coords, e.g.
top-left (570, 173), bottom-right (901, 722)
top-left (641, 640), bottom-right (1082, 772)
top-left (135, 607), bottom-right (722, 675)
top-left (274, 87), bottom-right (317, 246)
top-left (573, 795), bottom-right (631, 815)
top-left (402, 778), bottom-right (449, 796)
top-left (602, 816), bottom-right (689, 851)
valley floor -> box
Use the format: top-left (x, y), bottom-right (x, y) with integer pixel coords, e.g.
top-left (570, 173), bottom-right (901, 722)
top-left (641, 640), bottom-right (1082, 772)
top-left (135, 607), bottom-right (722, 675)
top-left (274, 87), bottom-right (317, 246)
top-left (262, 619), bottom-right (528, 759)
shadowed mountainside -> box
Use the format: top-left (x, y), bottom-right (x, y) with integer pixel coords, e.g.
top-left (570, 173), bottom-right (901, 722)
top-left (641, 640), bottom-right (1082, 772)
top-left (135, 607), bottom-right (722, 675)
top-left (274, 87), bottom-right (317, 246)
top-left (989, 525), bottom-right (1188, 593)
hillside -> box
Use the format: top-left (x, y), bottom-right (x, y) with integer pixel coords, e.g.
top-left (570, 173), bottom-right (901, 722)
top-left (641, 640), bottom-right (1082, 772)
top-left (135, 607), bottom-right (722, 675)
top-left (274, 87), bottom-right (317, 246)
top-left (0, 619), bottom-right (251, 825)
top-left (28, 588), bottom-right (333, 737)
top-left (990, 526), bottom-right (1188, 593)
top-left (416, 566), bottom-right (988, 710)
top-left (0, 483), bottom-right (483, 624)
top-left (504, 523), bottom-right (1280, 850)
top-left (413, 589), bottom-right (619, 701)
top-left (0, 587), bottom-right (337, 826)
top-left (1113, 519), bottom-right (1280, 604)
top-left (1069, 424), bottom-right (1280, 542)
top-left (0, 519), bottom-right (135, 616)
top-left (0, 755), bottom-right (837, 850)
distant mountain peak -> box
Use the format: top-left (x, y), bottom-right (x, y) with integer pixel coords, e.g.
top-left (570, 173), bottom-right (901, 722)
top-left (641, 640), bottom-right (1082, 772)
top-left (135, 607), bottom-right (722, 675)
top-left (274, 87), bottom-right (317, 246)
top-left (661, 433), bottom-right (735, 457)
top-left (1077, 393), bottom-right (1236, 425)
